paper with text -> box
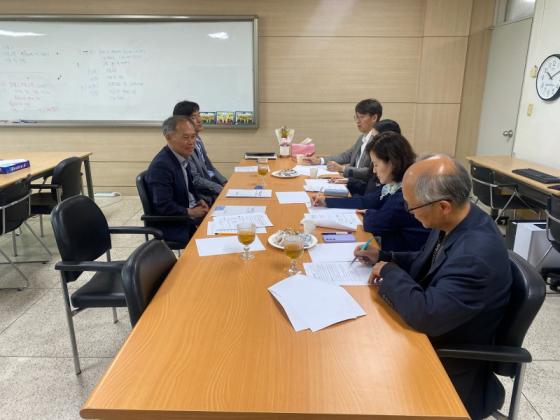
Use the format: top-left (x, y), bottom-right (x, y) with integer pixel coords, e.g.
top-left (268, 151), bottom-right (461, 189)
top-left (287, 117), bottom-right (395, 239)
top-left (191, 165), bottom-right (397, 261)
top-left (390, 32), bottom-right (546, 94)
top-left (212, 205), bottom-right (266, 217)
top-left (303, 262), bottom-right (370, 285)
top-left (308, 242), bottom-right (363, 262)
top-left (226, 189), bottom-right (273, 198)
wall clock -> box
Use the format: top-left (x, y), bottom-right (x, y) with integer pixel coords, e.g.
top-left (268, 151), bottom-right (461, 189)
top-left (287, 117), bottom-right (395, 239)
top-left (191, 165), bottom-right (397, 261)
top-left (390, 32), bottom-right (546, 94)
top-left (536, 54), bottom-right (560, 101)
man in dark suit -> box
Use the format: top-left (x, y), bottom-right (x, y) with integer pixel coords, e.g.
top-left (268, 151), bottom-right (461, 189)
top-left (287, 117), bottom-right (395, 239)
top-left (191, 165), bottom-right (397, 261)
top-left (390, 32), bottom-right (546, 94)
top-left (146, 115), bottom-right (209, 246)
top-left (355, 155), bottom-right (512, 420)
top-left (173, 100), bottom-right (227, 204)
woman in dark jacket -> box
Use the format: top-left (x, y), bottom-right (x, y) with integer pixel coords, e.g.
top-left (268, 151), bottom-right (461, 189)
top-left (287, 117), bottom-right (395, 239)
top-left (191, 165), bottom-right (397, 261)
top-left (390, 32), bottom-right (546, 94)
top-left (312, 131), bottom-right (430, 252)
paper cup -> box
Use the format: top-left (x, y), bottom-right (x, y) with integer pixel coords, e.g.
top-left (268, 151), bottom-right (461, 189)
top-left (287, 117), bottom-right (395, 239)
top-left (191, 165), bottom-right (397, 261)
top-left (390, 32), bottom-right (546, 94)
top-left (302, 220), bottom-right (316, 235)
top-left (309, 167), bottom-right (318, 178)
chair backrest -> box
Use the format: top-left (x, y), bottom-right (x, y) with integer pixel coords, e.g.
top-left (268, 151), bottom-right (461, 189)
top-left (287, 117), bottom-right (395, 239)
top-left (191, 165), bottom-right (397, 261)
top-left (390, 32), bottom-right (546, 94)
top-left (51, 157), bottom-right (83, 201)
top-left (470, 164), bottom-right (495, 207)
top-left (51, 195), bottom-right (111, 281)
top-left (0, 177), bottom-right (31, 235)
top-left (547, 195), bottom-right (560, 253)
top-left (493, 251), bottom-right (546, 376)
top-left (136, 170), bottom-right (154, 216)
top-left (121, 239), bottom-right (177, 326)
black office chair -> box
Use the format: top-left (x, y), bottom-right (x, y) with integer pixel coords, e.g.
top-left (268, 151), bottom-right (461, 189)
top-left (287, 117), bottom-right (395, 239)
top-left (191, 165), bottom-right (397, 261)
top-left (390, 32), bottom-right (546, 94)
top-left (0, 177), bottom-right (52, 290)
top-left (51, 195), bottom-right (162, 374)
top-left (121, 239), bottom-right (177, 327)
top-left (30, 156), bottom-right (83, 236)
top-left (540, 195), bottom-right (560, 291)
top-left (471, 164), bottom-right (532, 223)
top-left (437, 251), bottom-right (546, 420)
top-left (136, 170), bottom-right (196, 252)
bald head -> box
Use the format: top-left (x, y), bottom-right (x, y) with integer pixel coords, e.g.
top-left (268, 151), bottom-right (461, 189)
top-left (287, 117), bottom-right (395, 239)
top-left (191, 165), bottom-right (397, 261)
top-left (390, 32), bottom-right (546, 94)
top-left (404, 154), bottom-right (471, 206)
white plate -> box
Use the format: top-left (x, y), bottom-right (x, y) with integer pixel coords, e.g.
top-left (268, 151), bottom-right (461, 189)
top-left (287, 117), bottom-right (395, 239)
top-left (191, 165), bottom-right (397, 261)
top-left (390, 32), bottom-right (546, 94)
top-left (271, 169), bottom-right (300, 179)
top-left (268, 231), bottom-right (318, 250)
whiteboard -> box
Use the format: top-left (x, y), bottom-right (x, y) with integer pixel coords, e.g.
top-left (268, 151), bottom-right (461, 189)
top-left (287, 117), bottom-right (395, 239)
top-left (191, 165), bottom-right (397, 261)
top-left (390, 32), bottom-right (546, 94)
top-left (0, 16), bottom-right (258, 126)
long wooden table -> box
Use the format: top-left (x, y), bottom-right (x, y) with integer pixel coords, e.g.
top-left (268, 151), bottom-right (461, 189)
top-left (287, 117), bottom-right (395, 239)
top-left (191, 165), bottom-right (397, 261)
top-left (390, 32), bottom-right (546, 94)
top-left (0, 151), bottom-right (94, 199)
top-left (81, 158), bottom-right (468, 420)
top-left (467, 155), bottom-right (560, 208)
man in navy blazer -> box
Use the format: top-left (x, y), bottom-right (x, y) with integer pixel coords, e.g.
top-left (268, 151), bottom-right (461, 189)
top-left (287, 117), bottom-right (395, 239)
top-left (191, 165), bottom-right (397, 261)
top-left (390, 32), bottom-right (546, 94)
top-left (355, 155), bottom-right (512, 420)
top-left (146, 116), bottom-right (210, 246)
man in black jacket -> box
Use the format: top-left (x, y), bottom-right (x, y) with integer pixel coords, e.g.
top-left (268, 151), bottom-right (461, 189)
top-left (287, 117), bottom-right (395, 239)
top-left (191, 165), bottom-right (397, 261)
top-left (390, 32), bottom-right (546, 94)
top-left (355, 155), bottom-right (511, 420)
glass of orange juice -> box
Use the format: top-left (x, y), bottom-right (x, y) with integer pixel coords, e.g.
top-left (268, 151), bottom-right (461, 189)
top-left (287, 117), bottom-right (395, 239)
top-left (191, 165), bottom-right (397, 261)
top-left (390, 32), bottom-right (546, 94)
top-left (257, 157), bottom-right (269, 187)
top-left (283, 234), bottom-right (304, 275)
top-left (237, 222), bottom-right (256, 260)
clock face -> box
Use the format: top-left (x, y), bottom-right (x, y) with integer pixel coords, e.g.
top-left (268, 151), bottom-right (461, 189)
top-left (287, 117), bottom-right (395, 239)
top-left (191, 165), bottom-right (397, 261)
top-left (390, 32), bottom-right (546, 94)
top-left (536, 54), bottom-right (560, 101)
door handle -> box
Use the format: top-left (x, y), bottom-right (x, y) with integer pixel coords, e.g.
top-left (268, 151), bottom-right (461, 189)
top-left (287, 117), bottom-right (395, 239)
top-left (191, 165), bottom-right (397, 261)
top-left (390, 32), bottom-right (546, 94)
top-left (502, 130), bottom-right (513, 139)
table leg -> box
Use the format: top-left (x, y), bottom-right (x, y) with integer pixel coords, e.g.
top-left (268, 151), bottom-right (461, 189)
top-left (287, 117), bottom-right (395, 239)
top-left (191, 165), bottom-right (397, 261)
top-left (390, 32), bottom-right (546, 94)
top-left (83, 157), bottom-right (95, 200)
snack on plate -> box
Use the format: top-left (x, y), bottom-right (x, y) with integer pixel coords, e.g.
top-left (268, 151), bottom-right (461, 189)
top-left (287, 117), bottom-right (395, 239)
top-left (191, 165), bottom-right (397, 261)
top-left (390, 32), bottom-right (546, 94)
top-left (271, 229), bottom-right (314, 248)
top-left (277, 169), bottom-right (298, 177)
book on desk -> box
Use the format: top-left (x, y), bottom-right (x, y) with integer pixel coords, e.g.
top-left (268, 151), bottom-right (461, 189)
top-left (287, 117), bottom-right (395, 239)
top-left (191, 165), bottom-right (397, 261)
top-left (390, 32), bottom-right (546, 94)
top-left (0, 159), bottom-right (30, 174)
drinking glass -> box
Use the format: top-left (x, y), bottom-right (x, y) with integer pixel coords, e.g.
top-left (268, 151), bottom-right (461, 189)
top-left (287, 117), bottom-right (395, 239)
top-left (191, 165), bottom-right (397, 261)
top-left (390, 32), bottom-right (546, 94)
top-left (237, 222), bottom-right (256, 260)
top-left (284, 234), bottom-right (304, 275)
top-left (257, 157), bottom-right (269, 187)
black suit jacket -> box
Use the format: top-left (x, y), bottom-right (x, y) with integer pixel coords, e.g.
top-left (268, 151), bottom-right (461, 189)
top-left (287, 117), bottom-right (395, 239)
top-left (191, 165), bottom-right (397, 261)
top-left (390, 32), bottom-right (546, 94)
top-left (146, 146), bottom-right (199, 246)
top-left (378, 205), bottom-right (512, 419)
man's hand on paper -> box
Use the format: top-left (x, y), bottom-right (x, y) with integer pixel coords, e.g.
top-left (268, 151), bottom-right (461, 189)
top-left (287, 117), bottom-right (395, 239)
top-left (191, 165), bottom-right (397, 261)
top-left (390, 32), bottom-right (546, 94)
top-left (369, 262), bottom-right (387, 284)
top-left (353, 244), bottom-right (379, 265)
top-left (329, 177), bottom-right (348, 184)
top-left (188, 200), bottom-right (209, 218)
top-left (302, 156), bottom-right (320, 165)
top-left (326, 161), bottom-right (344, 173)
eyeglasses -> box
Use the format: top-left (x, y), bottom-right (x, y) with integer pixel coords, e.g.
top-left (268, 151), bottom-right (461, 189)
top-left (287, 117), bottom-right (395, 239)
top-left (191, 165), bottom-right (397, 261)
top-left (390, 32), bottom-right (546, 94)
top-left (405, 199), bottom-right (445, 213)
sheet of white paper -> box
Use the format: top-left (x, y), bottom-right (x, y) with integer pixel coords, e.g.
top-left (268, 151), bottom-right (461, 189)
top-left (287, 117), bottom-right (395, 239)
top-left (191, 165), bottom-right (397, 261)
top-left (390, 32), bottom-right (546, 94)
top-left (306, 205), bottom-right (358, 215)
top-left (226, 189), bottom-right (273, 198)
top-left (269, 289), bottom-right (308, 332)
top-left (269, 274), bottom-right (366, 332)
top-left (212, 213), bottom-right (273, 230)
top-left (212, 205), bottom-right (266, 217)
top-left (276, 191), bottom-right (311, 204)
top-left (234, 166), bottom-right (258, 173)
top-left (207, 221), bottom-right (266, 236)
top-left (304, 262), bottom-right (371, 285)
top-left (301, 212), bottom-right (362, 231)
top-left (195, 236), bottom-right (266, 256)
top-left (308, 243), bottom-right (363, 262)
top-left (292, 165), bottom-right (339, 177)
top-left (322, 184), bottom-right (349, 193)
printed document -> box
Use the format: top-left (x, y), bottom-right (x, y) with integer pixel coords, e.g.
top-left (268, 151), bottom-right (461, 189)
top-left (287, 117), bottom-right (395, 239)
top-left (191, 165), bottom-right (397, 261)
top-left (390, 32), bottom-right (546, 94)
top-left (226, 189), bottom-right (273, 198)
top-left (303, 262), bottom-right (370, 286)
top-left (212, 205), bottom-right (266, 217)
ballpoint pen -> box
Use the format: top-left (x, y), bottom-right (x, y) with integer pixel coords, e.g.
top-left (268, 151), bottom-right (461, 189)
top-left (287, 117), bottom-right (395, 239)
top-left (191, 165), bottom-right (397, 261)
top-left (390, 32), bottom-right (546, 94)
top-left (350, 237), bottom-right (374, 265)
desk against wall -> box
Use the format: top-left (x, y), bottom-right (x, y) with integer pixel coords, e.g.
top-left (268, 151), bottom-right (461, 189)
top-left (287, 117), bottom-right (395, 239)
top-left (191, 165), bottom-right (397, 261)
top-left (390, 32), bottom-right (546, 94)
top-left (81, 158), bottom-right (468, 420)
top-left (468, 155), bottom-right (560, 208)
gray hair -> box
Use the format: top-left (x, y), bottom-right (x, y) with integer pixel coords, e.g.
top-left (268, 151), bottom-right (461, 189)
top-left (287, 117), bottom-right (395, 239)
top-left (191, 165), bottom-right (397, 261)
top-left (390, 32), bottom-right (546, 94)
top-left (161, 115), bottom-right (192, 136)
top-left (414, 154), bottom-right (472, 206)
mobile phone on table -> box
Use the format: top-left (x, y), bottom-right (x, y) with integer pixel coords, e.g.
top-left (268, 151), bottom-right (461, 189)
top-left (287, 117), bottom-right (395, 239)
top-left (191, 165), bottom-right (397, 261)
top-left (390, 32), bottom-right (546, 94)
top-left (322, 232), bottom-right (356, 243)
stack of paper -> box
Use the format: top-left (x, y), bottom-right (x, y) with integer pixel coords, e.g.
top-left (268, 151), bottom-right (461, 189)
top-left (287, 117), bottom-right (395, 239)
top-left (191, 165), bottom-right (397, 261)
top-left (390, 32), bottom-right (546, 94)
top-left (303, 179), bottom-right (330, 192)
top-left (208, 213), bottom-right (273, 235)
top-left (322, 183), bottom-right (349, 197)
top-left (226, 189), bottom-right (273, 198)
top-left (276, 191), bottom-right (311, 204)
top-left (195, 236), bottom-right (266, 256)
top-left (212, 205), bottom-right (266, 217)
top-left (291, 165), bottom-right (339, 177)
top-left (268, 274), bottom-right (366, 332)
top-left (234, 166), bottom-right (258, 173)
top-left (303, 262), bottom-right (370, 286)
top-left (301, 212), bottom-right (362, 231)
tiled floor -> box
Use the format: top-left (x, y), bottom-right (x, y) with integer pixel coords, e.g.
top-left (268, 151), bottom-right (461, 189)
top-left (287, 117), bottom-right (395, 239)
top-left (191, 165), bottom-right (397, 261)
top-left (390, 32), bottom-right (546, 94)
top-left (0, 196), bottom-right (559, 419)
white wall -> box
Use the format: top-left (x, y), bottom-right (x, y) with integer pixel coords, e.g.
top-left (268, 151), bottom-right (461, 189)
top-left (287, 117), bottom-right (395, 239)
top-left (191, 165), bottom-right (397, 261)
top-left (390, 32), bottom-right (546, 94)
top-left (514, 0), bottom-right (560, 168)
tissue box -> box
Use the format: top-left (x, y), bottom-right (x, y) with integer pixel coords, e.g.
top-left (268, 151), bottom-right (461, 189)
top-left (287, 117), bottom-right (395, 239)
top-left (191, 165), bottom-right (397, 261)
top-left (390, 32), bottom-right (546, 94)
top-left (291, 143), bottom-right (315, 157)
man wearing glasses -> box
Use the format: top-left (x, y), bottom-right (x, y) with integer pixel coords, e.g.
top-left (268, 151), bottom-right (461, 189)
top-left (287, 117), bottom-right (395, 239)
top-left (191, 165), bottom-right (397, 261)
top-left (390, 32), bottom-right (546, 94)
top-left (354, 155), bottom-right (512, 420)
top-left (303, 98), bottom-right (382, 180)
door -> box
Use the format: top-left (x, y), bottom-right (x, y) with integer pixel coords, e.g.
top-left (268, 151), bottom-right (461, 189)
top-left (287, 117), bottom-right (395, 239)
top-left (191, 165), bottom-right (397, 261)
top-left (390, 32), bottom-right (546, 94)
top-left (476, 18), bottom-right (532, 156)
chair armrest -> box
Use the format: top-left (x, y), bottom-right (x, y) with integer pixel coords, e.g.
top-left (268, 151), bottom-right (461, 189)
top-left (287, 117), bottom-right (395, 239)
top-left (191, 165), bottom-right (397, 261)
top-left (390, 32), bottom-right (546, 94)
top-left (141, 214), bottom-right (192, 223)
top-left (55, 260), bottom-right (125, 272)
top-left (30, 183), bottom-right (61, 191)
top-left (437, 345), bottom-right (532, 364)
top-left (108, 226), bottom-right (163, 239)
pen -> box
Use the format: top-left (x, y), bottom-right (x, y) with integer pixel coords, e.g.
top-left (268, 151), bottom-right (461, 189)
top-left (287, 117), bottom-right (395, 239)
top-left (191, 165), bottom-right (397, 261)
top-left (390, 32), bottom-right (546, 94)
top-left (350, 238), bottom-right (374, 265)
